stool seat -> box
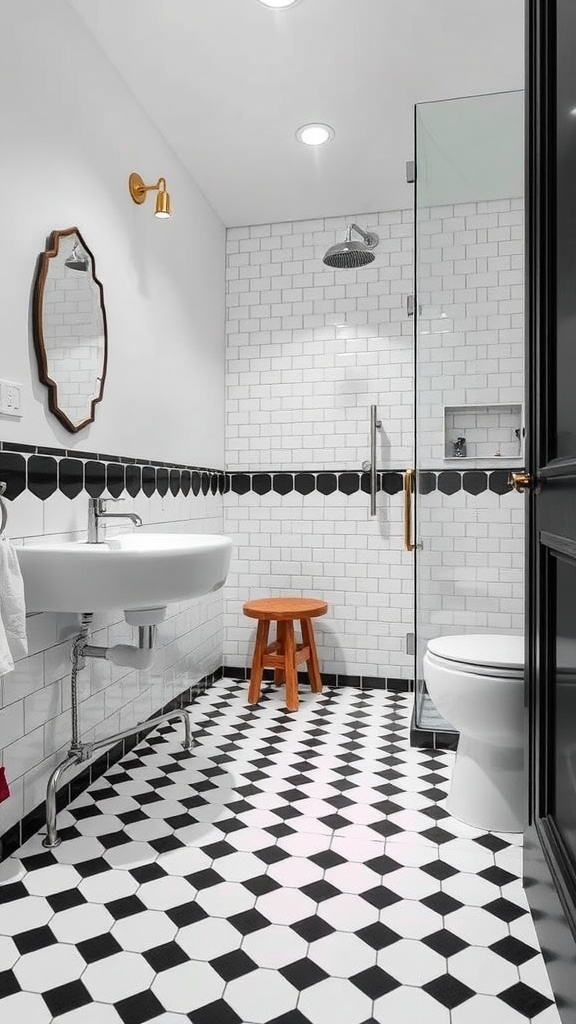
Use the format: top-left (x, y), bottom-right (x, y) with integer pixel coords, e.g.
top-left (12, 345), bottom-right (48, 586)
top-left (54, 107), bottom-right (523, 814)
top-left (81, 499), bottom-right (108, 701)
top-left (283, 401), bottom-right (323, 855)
top-left (243, 597), bottom-right (328, 712)
top-left (244, 598), bottom-right (328, 621)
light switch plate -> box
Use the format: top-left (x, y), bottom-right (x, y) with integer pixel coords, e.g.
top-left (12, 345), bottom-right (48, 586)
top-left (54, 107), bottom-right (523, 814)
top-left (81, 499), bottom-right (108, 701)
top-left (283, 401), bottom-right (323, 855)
top-left (0, 380), bottom-right (23, 417)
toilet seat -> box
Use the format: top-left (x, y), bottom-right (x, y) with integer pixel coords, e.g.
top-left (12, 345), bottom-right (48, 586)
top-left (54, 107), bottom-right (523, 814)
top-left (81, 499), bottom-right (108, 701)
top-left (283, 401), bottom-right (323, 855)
top-left (427, 634), bottom-right (524, 679)
top-left (425, 650), bottom-right (523, 680)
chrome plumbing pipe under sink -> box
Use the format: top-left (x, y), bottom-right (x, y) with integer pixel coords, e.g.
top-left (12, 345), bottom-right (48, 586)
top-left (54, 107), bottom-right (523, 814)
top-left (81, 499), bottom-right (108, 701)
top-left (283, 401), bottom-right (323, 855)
top-left (42, 611), bottom-right (193, 848)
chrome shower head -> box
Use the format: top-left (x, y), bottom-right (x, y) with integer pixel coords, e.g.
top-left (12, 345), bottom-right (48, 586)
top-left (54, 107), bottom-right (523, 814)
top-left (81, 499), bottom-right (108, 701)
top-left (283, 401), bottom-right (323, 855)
top-left (323, 223), bottom-right (379, 269)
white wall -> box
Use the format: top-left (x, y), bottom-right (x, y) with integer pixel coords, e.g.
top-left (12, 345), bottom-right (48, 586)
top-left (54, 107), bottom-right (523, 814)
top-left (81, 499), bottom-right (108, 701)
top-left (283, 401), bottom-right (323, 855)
top-left (0, 0), bottom-right (225, 468)
top-left (0, 0), bottom-right (226, 845)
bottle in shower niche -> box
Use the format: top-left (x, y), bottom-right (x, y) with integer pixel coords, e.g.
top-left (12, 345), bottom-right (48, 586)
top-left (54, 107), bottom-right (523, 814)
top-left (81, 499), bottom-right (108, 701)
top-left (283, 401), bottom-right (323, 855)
top-left (452, 436), bottom-right (467, 458)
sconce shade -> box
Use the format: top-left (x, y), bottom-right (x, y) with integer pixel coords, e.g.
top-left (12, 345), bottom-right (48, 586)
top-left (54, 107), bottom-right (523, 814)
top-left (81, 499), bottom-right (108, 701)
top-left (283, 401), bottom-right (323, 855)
top-left (155, 189), bottom-right (171, 218)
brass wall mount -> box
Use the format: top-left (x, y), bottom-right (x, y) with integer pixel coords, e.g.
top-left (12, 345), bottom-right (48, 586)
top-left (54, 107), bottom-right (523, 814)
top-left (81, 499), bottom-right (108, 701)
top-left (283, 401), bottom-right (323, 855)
top-left (129, 172), bottom-right (171, 218)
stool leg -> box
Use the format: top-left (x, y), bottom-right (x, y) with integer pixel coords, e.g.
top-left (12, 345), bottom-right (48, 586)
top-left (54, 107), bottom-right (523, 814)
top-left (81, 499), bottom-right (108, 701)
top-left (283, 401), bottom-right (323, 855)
top-left (248, 620), bottom-right (270, 705)
top-left (283, 621), bottom-right (299, 712)
top-left (274, 621), bottom-right (286, 686)
top-left (301, 618), bottom-right (323, 693)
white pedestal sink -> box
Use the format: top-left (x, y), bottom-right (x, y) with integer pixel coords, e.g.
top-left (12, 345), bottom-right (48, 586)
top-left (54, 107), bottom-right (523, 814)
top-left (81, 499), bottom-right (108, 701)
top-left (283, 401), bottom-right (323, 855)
top-left (14, 531), bottom-right (233, 850)
top-left (16, 532), bottom-right (232, 620)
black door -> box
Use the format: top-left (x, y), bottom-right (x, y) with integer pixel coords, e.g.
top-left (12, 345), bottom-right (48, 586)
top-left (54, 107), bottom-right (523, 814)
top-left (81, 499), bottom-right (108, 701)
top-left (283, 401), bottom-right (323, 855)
top-left (525, 1), bottom-right (576, 1017)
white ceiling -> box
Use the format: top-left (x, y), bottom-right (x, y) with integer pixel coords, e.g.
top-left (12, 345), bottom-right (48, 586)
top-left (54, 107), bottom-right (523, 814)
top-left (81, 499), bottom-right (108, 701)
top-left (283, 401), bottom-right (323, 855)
top-left (69, 0), bottom-right (524, 227)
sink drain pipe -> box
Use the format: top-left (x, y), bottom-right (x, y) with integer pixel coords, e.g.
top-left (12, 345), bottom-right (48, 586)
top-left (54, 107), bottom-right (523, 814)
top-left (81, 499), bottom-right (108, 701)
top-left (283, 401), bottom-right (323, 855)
top-left (42, 612), bottom-right (194, 849)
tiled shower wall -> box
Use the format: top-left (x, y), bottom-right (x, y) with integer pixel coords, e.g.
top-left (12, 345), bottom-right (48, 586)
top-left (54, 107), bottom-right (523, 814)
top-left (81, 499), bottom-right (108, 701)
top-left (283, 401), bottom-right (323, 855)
top-left (417, 199), bottom-right (525, 467)
top-left (416, 486), bottom-right (524, 664)
top-left (224, 210), bottom-right (415, 681)
top-left (416, 199), bottom-right (524, 658)
top-left (223, 201), bottom-right (524, 680)
top-left (0, 450), bottom-right (224, 845)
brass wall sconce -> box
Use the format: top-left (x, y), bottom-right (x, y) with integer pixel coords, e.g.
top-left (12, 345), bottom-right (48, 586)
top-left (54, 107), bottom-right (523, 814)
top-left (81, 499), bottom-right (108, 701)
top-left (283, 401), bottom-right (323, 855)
top-left (128, 172), bottom-right (172, 218)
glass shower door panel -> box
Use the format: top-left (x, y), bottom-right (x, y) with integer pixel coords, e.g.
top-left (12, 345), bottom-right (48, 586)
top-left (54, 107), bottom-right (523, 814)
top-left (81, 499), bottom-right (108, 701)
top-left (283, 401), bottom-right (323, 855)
top-left (413, 91), bottom-right (524, 730)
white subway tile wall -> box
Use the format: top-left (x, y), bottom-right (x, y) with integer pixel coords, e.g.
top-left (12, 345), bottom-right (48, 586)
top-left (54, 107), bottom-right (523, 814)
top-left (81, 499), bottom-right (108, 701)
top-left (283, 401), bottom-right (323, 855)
top-left (0, 486), bottom-right (223, 839)
top-left (416, 488), bottom-right (525, 667)
top-left (225, 210), bottom-right (414, 472)
top-left (224, 486), bottom-right (412, 680)
top-left (416, 198), bottom-right (525, 661)
top-left (224, 202), bottom-right (524, 680)
top-left (417, 199), bottom-right (525, 468)
top-left (224, 209), bottom-right (415, 680)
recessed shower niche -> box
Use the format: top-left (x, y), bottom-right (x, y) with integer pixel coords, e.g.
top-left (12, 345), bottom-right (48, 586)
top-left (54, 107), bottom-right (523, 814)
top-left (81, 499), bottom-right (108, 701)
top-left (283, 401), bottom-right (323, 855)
top-left (444, 403), bottom-right (524, 464)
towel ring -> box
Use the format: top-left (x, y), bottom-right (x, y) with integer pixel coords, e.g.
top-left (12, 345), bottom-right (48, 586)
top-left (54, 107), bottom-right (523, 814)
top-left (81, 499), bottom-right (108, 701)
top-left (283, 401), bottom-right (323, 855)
top-left (0, 482), bottom-right (8, 536)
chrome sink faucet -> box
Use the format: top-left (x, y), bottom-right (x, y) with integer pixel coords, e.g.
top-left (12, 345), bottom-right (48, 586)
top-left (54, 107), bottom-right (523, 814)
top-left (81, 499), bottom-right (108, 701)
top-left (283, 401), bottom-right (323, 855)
top-left (88, 498), bottom-right (143, 543)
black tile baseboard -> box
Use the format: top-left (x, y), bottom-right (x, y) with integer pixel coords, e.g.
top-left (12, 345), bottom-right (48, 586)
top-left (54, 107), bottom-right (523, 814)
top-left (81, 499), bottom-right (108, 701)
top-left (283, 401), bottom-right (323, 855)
top-left (0, 666), bottom-right (224, 863)
top-left (226, 666), bottom-right (414, 693)
top-left (409, 703), bottom-right (459, 752)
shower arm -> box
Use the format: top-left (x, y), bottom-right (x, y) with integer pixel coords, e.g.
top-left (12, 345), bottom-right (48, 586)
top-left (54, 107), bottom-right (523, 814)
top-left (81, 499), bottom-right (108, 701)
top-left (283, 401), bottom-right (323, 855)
top-left (347, 224), bottom-right (379, 248)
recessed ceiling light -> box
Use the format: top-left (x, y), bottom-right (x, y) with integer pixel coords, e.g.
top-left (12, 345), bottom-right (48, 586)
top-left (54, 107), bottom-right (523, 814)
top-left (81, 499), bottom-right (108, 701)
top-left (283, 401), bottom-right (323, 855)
top-left (296, 123), bottom-right (335, 147)
top-left (257, 0), bottom-right (301, 9)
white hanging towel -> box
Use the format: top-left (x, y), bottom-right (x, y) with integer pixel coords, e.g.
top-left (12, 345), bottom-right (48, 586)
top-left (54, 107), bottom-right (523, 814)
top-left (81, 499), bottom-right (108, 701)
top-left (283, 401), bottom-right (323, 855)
top-left (0, 537), bottom-right (27, 674)
top-left (0, 611), bottom-right (13, 676)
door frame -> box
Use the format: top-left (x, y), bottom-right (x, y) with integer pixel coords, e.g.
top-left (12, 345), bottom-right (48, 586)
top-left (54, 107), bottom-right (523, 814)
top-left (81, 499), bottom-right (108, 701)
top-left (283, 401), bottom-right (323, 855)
top-left (525, 0), bottom-right (576, 1011)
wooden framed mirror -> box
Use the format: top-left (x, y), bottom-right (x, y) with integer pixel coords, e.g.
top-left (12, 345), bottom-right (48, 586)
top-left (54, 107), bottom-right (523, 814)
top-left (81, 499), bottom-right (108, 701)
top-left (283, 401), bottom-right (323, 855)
top-left (33, 227), bottom-right (108, 433)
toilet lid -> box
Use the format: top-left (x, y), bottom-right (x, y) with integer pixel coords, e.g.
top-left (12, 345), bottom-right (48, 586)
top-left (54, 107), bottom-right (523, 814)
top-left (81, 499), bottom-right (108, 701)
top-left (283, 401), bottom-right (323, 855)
top-left (427, 634), bottom-right (524, 671)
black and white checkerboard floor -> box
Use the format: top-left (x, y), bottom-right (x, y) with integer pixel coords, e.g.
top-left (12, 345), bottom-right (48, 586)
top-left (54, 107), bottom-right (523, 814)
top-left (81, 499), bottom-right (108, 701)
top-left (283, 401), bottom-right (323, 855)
top-left (0, 681), bottom-right (561, 1024)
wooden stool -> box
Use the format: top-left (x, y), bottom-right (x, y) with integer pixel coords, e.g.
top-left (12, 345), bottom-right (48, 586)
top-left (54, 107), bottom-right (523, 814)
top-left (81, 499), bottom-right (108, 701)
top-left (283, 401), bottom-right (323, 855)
top-left (243, 597), bottom-right (328, 712)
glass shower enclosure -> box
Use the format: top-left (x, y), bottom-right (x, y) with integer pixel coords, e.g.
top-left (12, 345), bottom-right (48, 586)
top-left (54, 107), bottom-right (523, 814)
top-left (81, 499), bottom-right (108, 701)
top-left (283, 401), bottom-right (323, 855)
top-left (413, 91), bottom-right (525, 732)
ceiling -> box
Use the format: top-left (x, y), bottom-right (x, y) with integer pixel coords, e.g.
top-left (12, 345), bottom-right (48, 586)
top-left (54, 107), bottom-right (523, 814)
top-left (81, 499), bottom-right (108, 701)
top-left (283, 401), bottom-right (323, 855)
top-left (69, 0), bottom-right (524, 227)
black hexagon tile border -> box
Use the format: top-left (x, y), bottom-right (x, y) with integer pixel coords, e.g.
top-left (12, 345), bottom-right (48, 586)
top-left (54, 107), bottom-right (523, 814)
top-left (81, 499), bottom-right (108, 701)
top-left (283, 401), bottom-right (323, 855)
top-left (229, 469), bottom-right (517, 498)
top-left (1, 443), bottom-right (518, 503)
top-left (0, 682), bottom-right (558, 1024)
top-left (0, 441), bottom-right (226, 502)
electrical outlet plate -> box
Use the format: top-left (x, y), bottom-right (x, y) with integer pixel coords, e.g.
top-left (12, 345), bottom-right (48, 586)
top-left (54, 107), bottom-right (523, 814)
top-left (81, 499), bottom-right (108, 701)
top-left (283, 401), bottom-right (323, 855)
top-left (0, 380), bottom-right (23, 418)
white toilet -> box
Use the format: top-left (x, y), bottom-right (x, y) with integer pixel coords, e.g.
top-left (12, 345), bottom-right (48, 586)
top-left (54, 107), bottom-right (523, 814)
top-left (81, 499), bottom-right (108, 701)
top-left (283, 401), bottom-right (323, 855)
top-left (423, 634), bottom-right (526, 833)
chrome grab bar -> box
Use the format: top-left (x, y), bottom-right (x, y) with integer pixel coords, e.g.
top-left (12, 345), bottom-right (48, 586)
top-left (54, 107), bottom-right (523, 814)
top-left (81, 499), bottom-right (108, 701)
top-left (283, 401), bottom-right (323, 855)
top-left (363, 405), bottom-right (382, 517)
top-left (0, 482), bottom-right (8, 536)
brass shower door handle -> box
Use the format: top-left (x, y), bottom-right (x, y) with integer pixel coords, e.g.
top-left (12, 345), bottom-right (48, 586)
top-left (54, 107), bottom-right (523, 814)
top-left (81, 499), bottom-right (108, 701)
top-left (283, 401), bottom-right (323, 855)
top-left (404, 469), bottom-right (416, 552)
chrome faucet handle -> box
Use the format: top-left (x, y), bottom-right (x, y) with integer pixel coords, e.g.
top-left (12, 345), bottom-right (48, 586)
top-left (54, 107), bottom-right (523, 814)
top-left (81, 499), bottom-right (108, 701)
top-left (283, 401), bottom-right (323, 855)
top-left (98, 497), bottom-right (124, 509)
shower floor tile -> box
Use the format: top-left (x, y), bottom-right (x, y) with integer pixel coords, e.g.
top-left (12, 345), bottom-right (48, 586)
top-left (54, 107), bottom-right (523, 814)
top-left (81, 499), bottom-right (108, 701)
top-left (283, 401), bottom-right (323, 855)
top-left (0, 681), bottom-right (560, 1023)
